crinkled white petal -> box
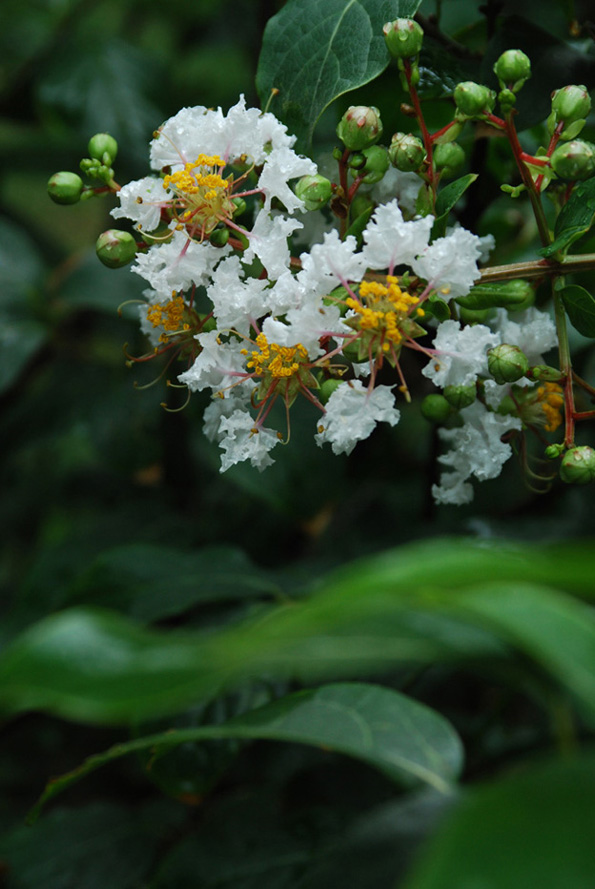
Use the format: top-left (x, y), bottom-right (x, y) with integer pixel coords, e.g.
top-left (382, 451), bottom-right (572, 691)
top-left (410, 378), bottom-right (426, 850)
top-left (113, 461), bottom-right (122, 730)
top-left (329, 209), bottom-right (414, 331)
top-left (315, 381), bottom-right (400, 455)
top-left (412, 227), bottom-right (482, 298)
top-left (261, 297), bottom-right (343, 356)
top-left (242, 209), bottom-right (302, 279)
top-left (132, 230), bottom-right (230, 296)
top-left (218, 410), bottom-right (280, 472)
top-left (257, 146), bottom-right (317, 213)
top-left (178, 330), bottom-right (246, 392)
top-left (203, 389), bottom-right (253, 442)
top-left (111, 176), bottom-right (170, 232)
top-left (298, 230), bottom-right (367, 295)
top-left (432, 401), bottom-right (522, 504)
top-left (206, 255), bottom-right (270, 336)
top-left (422, 320), bottom-right (500, 388)
top-left (491, 307), bottom-right (557, 365)
top-left (362, 199), bottom-right (433, 271)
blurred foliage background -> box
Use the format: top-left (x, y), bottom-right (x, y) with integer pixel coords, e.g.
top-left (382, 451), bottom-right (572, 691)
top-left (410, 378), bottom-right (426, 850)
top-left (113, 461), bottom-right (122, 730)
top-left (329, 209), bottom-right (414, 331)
top-left (1, 0), bottom-right (595, 886)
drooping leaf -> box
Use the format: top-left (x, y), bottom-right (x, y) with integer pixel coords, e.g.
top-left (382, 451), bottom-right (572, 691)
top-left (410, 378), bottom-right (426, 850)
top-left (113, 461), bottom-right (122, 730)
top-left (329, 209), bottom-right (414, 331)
top-left (540, 179), bottom-right (595, 259)
top-left (432, 173), bottom-right (477, 237)
top-left (403, 752), bottom-right (595, 889)
top-left (256, 0), bottom-right (422, 149)
top-left (560, 284), bottom-right (595, 338)
top-left (28, 683), bottom-right (463, 820)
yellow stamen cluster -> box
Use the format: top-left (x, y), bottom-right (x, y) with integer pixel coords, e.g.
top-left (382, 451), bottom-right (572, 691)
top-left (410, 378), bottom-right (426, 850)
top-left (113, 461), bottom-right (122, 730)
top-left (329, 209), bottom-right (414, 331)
top-left (146, 294), bottom-right (189, 336)
top-left (162, 155), bottom-right (234, 237)
top-left (347, 277), bottom-right (420, 352)
top-left (242, 333), bottom-right (308, 379)
top-left (163, 155), bottom-right (229, 199)
top-left (536, 382), bottom-right (564, 432)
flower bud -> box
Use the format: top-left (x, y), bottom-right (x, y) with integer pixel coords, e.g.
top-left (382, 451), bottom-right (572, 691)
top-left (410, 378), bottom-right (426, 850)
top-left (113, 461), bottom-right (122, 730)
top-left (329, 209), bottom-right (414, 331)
top-left (559, 445), bottom-right (595, 485)
top-left (454, 82), bottom-right (496, 118)
top-left (358, 145), bottom-right (390, 184)
top-left (209, 227), bottom-right (230, 248)
top-left (529, 364), bottom-right (564, 382)
top-left (232, 197), bottom-right (247, 216)
top-left (493, 49), bottom-right (531, 92)
top-left (47, 171), bottom-right (84, 205)
top-left (319, 378), bottom-right (343, 405)
top-left (383, 18), bottom-right (424, 59)
top-left (545, 443), bottom-right (565, 459)
top-left (388, 132), bottom-right (426, 172)
top-left (295, 174), bottom-right (333, 210)
top-left (87, 133), bottom-right (118, 166)
top-left (550, 140), bottom-right (595, 180)
top-left (336, 106), bottom-right (383, 151)
top-left (433, 142), bottom-right (465, 178)
top-left (551, 85), bottom-right (591, 127)
top-left (421, 393), bottom-right (453, 422)
top-left (96, 229), bottom-right (137, 268)
top-left (487, 343), bottom-right (529, 384)
top-left (443, 384), bottom-right (476, 410)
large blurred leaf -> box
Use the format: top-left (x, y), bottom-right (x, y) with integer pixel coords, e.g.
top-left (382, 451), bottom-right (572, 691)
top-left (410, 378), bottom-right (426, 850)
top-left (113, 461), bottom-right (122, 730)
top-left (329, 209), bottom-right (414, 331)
top-left (29, 683), bottom-right (463, 819)
top-left (560, 284), bottom-right (595, 338)
top-left (2, 538), bottom-right (595, 725)
top-left (256, 0), bottom-right (422, 149)
top-left (403, 751), bottom-right (595, 889)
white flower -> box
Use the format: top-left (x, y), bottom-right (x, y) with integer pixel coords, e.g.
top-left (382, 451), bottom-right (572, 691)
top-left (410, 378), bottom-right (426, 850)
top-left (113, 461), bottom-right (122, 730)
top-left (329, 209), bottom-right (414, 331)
top-left (206, 256), bottom-right (270, 335)
top-left (178, 330), bottom-right (247, 393)
top-left (111, 176), bottom-right (170, 232)
top-left (242, 209), bottom-right (302, 278)
top-left (368, 166), bottom-right (421, 216)
top-left (422, 320), bottom-right (500, 388)
top-left (315, 380), bottom-right (400, 455)
top-left (491, 307), bottom-right (557, 365)
top-left (298, 230), bottom-right (367, 295)
top-left (132, 230), bottom-right (230, 296)
top-left (432, 402), bottom-right (522, 505)
top-left (412, 227), bottom-right (482, 297)
top-left (218, 410), bottom-right (280, 471)
top-left (257, 146), bottom-right (317, 212)
top-left (362, 199), bottom-right (433, 271)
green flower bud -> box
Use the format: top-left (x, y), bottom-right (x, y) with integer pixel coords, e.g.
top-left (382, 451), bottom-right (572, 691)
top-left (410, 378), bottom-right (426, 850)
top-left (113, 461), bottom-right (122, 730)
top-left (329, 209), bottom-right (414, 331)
top-left (388, 132), bottom-right (426, 172)
top-left (443, 384), bottom-right (476, 410)
top-left (529, 364), bottom-right (564, 382)
top-left (209, 227), bottom-right (230, 248)
top-left (454, 82), bottom-right (496, 118)
top-left (383, 18), bottom-right (424, 59)
top-left (550, 140), bottom-right (595, 180)
top-left (545, 443), bottom-right (565, 459)
top-left (433, 142), bottom-right (465, 178)
top-left (87, 133), bottom-right (118, 166)
top-left (232, 197), bottom-right (247, 216)
top-left (358, 145), bottom-right (390, 184)
top-left (421, 393), bottom-right (453, 423)
top-left (336, 106), bottom-right (383, 151)
top-left (47, 171), bottom-right (84, 205)
top-left (487, 343), bottom-right (529, 384)
top-left (498, 88), bottom-right (517, 114)
top-left (493, 49), bottom-right (531, 92)
top-left (551, 85), bottom-right (591, 127)
top-left (319, 378), bottom-right (343, 405)
top-left (96, 229), bottom-right (137, 268)
top-left (559, 445), bottom-right (595, 484)
top-left (295, 174), bottom-right (333, 210)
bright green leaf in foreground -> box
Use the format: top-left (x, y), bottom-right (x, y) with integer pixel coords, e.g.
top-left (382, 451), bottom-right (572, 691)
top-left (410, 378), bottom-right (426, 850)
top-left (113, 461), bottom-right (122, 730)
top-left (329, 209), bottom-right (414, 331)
top-left (256, 0), bottom-right (422, 149)
top-left (28, 683), bottom-right (463, 820)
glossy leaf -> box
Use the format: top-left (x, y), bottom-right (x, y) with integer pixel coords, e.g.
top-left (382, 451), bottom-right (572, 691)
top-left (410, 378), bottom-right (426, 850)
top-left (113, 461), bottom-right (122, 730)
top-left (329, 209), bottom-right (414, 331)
top-left (28, 683), bottom-right (463, 820)
top-left (256, 0), bottom-right (422, 149)
top-left (541, 179), bottom-right (595, 259)
top-left (560, 284), bottom-right (595, 338)
top-left (432, 174), bottom-right (477, 238)
top-left (403, 752), bottom-right (595, 889)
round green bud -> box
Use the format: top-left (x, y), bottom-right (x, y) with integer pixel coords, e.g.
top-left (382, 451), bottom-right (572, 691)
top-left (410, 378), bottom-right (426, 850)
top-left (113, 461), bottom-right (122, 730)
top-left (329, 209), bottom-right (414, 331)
top-left (421, 393), bottom-right (453, 423)
top-left (550, 140), bottom-right (595, 180)
top-left (443, 383), bottom-right (476, 410)
top-left (209, 227), bottom-right (230, 248)
top-left (493, 49), bottom-right (531, 92)
top-left (559, 445), bottom-right (595, 485)
top-left (551, 85), bottom-right (591, 127)
top-left (319, 378), bottom-right (343, 405)
top-left (95, 229), bottom-right (137, 268)
top-left (433, 142), bottom-right (465, 178)
top-left (383, 18), bottom-right (424, 59)
top-left (87, 133), bottom-right (118, 166)
top-left (358, 145), bottom-right (390, 184)
top-left (295, 174), bottom-right (333, 210)
top-left (232, 197), bottom-right (247, 216)
top-left (388, 132), bottom-right (426, 172)
top-left (454, 81), bottom-right (496, 117)
top-left (336, 106), bottom-right (383, 152)
top-left (487, 343), bottom-right (529, 384)
top-left (47, 171), bottom-right (84, 205)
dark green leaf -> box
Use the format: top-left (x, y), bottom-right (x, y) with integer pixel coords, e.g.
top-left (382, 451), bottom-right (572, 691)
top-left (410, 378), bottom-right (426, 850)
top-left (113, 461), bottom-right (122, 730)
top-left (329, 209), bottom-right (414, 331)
top-left (432, 174), bottom-right (478, 238)
top-left (29, 683), bottom-right (463, 820)
top-left (541, 179), bottom-right (595, 258)
top-left (256, 0), bottom-right (422, 149)
top-left (403, 752), bottom-right (595, 889)
top-left (346, 204), bottom-right (374, 245)
top-left (561, 284), bottom-right (595, 337)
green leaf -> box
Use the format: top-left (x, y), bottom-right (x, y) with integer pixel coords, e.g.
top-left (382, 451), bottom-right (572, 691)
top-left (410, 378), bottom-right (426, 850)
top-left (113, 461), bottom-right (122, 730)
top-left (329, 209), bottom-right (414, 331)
top-left (432, 173), bottom-right (478, 238)
top-left (455, 280), bottom-right (533, 311)
top-left (346, 204), bottom-right (374, 245)
top-left (540, 179), bottom-right (595, 258)
top-left (28, 683), bottom-right (463, 820)
top-left (403, 752), bottom-right (595, 889)
top-left (560, 284), bottom-right (595, 337)
top-left (256, 0), bottom-right (422, 149)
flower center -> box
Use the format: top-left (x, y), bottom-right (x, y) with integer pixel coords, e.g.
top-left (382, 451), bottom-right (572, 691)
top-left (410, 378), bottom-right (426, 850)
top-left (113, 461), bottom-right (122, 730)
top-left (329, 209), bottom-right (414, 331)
top-left (536, 382), bottom-right (564, 432)
top-left (146, 293), bottom-right (191, 342)
top-left (242, 333), bottom-right (308, 379)
top-left (163, 155), bottom-right (234, 237)
top-left (346, 276), bottom-right (423, 353)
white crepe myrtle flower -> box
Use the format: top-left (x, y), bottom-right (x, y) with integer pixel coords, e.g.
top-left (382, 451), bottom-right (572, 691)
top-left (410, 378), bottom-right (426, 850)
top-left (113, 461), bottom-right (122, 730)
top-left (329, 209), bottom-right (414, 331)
top-left (362, 199), bottom-right (433, 272)
top-left (111, 176), bottom-right (171, 232)
top-left (206, 255), bottom-right (271, 335)
top-left (412, 226), bottom-right (482, 298)
top-left (178, 330), bottom-right (247, 393)
top-left (369, 166), bottom-right (421, 217)
top-left (432, 402), bottom-right (523, 505)
top-left (315, 380), bottom-right (400, 455)
top-left (422, 319), bottom-right (500, 388)
top-left (491, 307), bottom-right (558, 366)
top-left (218, 409), bottom-right (280, 472)
top-left (132, 229), bottom-right (230, 296)
top-left (298, 230), bottom-right (367, 295)
top-left (241, 209), bottom-right (303, 278)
